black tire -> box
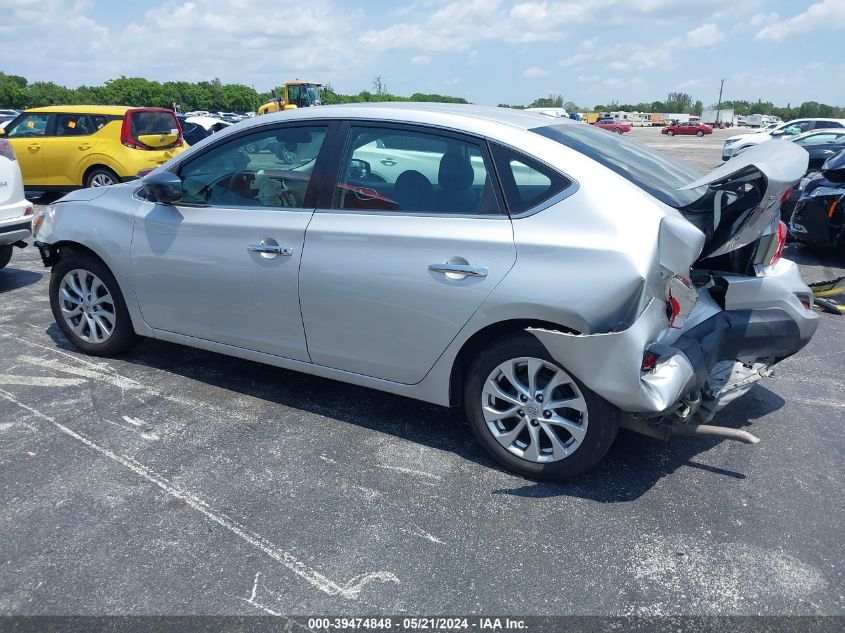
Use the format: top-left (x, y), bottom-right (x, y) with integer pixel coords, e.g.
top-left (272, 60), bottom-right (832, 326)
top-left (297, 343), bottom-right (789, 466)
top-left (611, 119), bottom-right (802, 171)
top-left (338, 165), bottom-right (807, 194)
top-left (612, 127), bottom-right (622, 134)
top-left (49, 252), bottom-right (139, 356)
top-left (666, 129), bottom-right (675, 136)
top-left (696, 130), bottom-right (704, 137)
top-left (84, 166), bottom-right (120, 189)
top-left (0, 245), bottom-right (12, 270)
top-left (463, 334), bottom-right (620, 481)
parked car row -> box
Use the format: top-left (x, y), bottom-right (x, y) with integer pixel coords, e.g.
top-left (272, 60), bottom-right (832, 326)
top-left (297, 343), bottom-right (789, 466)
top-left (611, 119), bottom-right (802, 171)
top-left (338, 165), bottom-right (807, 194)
top-left (723, 117), bottom-right (845, 161)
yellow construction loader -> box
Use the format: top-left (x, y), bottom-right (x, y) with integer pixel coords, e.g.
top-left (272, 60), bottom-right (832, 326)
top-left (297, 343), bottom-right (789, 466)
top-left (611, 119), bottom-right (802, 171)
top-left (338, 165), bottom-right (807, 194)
top-left (257, 82), bottom-right (322, 115)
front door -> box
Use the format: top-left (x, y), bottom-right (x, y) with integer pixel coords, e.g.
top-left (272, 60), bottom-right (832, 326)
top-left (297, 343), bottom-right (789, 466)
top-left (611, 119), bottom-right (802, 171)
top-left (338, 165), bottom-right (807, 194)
top-left (299, 124), bottom-right (516, 384)
top-left (131, 123), bottom-right (333, 361)
top-left (4, 112), bottom-right (50, 186)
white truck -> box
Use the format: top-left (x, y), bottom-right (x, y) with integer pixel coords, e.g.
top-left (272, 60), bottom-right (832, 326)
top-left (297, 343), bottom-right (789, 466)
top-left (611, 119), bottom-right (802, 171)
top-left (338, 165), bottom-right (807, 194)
top-left (700, 108), bottom-right (734, 126)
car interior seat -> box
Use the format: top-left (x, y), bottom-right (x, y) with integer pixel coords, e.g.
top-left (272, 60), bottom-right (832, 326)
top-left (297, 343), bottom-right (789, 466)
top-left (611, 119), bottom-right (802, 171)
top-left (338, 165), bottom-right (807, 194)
top-left (437, 151), bottom-right (478, 213)
top-left (393, 169), bottom-right (434, 212)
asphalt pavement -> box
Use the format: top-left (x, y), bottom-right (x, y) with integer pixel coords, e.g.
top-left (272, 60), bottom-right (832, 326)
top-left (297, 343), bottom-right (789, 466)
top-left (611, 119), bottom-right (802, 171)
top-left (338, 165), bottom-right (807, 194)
top-left (0, 127), bottom-right (842, 619)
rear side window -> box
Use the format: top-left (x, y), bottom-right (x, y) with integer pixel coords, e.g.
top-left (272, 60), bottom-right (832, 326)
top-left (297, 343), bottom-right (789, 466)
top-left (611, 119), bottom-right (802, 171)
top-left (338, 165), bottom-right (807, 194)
top-left (55, 114), bottom-right (108, 136)
top-left (491, 144), bottom-right (571, 214)
top-left (532, 123), bottom-right (707, 208)
top-left (128, 110), bottom-right (180, 148)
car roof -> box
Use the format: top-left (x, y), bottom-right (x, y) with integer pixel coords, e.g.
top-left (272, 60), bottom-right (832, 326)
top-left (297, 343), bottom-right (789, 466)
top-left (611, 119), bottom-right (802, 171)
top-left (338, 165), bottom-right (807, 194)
top-left (791, 128), bottom-right (845, 140)
top-left (235, 102), bottom-right (575, 138)
top-left (24, 105), bottom-right (173, 115)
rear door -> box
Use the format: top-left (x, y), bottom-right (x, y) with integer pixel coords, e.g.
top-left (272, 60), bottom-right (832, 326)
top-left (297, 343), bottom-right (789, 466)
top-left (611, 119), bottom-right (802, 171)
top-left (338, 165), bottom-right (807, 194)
top-left (131, 122), bottom-right (335, 360)
top-left (42, 113), bottom-right (107, 186)
top-left (3, 112), bottom-right (50, 186)
top-left (299, 123), bottom-right (516, 384)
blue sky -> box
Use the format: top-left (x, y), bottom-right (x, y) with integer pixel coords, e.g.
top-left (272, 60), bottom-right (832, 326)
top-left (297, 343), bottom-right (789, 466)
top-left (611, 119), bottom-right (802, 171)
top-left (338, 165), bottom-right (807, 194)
top-left (1, 0), bottom-right (842, 108)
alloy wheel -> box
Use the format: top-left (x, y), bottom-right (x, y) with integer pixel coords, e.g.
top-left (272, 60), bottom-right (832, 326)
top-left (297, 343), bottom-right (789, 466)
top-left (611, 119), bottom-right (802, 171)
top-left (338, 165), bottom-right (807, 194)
top-left (90, 172), bottom-right (115, 187)
top-left (481, 357), bottom-right (588, 463)
top-left (58, 269), bottom-right (116, 344)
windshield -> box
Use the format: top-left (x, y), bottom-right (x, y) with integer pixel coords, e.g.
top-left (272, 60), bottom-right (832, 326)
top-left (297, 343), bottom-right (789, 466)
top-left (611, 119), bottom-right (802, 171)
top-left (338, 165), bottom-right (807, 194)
top-left (532, 123), bottom-right (708, 208)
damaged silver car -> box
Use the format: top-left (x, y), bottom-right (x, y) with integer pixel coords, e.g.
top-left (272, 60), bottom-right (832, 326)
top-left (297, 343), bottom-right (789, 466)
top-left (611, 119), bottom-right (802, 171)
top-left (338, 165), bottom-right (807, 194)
top-left (32, 104), bottom-right (818, 480)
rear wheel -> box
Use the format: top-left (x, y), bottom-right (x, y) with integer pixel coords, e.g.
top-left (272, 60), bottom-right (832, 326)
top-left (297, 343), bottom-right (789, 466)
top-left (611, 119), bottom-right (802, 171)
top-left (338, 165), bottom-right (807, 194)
top-left (464, 334), bottom-right (619, 480)
top-left (0, 245), bottom-right (12, 270)
top-left (49, 252), bottom-right (138, 356)
top-left (612, 127), bottom-right (622, 134)
top-left (696, 130), bottom-right (704, 137)
top-left (666, 129), bottom-right (675, 136)
top-left (85, 166), bottom-right (120, 188)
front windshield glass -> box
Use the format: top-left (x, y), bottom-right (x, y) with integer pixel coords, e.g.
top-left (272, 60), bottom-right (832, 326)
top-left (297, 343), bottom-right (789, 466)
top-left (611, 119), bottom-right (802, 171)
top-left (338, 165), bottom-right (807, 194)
top-left (532, 123), bottom-right (708, 208)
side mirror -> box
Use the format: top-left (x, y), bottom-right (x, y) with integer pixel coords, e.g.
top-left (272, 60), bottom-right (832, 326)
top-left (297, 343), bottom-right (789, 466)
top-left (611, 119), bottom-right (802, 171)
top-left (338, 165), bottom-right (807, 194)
top-left (348, 158), bottom-right (371, 180)
top-left (770, 129), bottom-right (785, 137)
top-left (0, 128), bottom-right (5, 137)
top-left (143, 170), bottom-right (183, 204)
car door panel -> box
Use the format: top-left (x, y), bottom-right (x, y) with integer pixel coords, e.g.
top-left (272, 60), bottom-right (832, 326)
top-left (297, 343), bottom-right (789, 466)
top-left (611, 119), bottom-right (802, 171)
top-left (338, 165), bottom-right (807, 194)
top-left (131, 204), bottom-right (312, 360)
top-left (300, 213), bottom-right (515, 383)
top-left (4, 113), bottom-right (50, 185)
top-left (131, 122), bottom-right (334, 361)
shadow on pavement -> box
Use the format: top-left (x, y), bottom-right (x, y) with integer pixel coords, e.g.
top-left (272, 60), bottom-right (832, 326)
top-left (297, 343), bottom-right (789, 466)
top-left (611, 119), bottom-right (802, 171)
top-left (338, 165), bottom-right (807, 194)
top-left (44, 325), bottom-right (785, 502)
top-left (0, 267), bottom-right (42, 293)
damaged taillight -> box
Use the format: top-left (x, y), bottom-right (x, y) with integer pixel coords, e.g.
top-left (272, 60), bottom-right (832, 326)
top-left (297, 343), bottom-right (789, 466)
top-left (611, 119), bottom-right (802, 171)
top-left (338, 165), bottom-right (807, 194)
top-left (780, 187), bottom-right (793, 207)
top-left (770, 221), bottom-right (787, 267)
top-left (666, 274), bottom-right (698, 329)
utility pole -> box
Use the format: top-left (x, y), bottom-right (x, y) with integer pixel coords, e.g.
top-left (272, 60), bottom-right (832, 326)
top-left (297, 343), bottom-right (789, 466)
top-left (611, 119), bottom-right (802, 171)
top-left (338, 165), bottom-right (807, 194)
top-left (715, 78), bottom-right (726, 125)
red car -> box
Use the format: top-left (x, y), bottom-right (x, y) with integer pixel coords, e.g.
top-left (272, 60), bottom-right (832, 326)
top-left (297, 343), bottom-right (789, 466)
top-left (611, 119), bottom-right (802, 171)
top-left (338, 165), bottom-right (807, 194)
top-left (594, 118), bottom-right (631, 134)
top-left (662, 121), bottom-right (713, 137)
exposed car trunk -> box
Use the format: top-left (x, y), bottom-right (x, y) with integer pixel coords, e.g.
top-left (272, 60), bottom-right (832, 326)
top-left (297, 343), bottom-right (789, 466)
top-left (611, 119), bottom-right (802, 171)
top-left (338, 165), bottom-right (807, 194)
top-left (677, 141), bottom-right (808, 275)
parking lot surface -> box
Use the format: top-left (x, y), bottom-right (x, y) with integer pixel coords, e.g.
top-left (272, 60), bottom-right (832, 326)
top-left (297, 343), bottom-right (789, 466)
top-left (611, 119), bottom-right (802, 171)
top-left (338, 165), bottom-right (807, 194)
top-left (1, 127), bottom-right (843, 617)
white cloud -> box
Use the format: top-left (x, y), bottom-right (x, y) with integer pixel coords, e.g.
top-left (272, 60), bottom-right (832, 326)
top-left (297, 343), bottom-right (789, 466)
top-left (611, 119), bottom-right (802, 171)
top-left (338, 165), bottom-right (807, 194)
top-left (522, 67), bottom-right (551, 78)
top-left (683, 23), bottom-right (724, 47)
top-left (411, 55), bottom-right (432, 65)
top-left (0, 0), bottom-right (359, 89)
top-left (756, 0), bottom-right (845, 41)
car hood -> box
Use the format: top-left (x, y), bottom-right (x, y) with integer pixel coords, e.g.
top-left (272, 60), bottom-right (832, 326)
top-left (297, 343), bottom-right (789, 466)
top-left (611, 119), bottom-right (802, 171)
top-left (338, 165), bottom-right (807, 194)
top-left (726, 131), bottom-right (771, 143)
top-left (679, 140), bottom-right (808, 258)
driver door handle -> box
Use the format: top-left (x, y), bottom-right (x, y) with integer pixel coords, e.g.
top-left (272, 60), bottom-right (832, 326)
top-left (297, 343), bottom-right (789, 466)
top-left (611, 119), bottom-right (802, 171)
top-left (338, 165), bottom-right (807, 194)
top-left (428, 263), bottom-right (488, 277)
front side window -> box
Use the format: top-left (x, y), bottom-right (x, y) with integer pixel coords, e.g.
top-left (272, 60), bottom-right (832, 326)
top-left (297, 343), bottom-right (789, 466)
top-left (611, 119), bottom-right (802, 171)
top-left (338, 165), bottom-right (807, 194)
top-left (333, 126), bottom-right (501, 215)
top-left (5, 113), bottom-right (50, 138)
top-left (178, 125), bottom-right (328, 208)
top-left (491, 144), bottom-right (571, 214)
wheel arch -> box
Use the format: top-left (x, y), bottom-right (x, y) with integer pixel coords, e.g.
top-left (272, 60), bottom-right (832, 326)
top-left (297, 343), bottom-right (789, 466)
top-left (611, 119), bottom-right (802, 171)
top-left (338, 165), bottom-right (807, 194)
top-left (448, 319), bottom-right (579, 407)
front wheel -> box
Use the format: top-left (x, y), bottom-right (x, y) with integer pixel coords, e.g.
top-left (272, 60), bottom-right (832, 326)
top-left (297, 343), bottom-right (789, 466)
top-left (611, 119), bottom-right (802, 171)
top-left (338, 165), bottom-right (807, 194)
top-left (49, 252), bottom-right (138, 356)
top-left (0, 245), bottom-right (12, 270)
top-left (696, 130), bottom-right (704, 137)
top-left (464, 334), bottom-right (620, 480)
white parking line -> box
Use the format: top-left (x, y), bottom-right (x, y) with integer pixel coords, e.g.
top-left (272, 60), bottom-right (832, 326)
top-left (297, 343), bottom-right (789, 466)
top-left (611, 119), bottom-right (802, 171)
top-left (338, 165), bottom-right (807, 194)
top-left (0, 387), bottom-right (400, 600)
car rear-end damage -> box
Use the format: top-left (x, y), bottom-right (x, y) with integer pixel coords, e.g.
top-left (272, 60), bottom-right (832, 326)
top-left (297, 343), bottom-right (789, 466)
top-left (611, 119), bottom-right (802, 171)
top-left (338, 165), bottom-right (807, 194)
top-left (514, 130), bottom-right (817, 445)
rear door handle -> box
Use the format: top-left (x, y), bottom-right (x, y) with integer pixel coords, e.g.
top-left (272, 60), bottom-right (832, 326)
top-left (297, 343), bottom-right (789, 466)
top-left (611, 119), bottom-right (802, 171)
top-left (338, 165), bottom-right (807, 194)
top-left (428, 263), bottom-right (488, 278)
top-left (248, 241), bottom-right (293, 258)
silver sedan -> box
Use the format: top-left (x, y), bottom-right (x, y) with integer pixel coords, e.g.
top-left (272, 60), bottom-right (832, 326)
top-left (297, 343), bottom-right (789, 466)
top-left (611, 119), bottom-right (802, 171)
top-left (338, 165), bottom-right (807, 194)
top-left (32, 104), bottom-right (818, 480)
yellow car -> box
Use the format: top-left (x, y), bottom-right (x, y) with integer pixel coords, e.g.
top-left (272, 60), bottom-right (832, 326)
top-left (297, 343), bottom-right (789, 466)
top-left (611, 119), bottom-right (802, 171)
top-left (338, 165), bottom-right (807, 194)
top-left (0, 105), bottom-right (187, 190)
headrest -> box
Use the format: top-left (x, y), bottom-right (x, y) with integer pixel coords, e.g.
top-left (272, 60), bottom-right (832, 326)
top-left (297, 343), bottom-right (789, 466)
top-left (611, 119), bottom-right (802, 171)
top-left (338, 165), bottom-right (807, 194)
top-left (438, 152), bottom-right (474, 192)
